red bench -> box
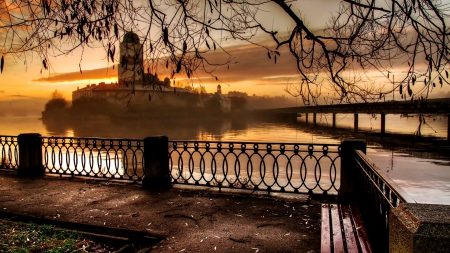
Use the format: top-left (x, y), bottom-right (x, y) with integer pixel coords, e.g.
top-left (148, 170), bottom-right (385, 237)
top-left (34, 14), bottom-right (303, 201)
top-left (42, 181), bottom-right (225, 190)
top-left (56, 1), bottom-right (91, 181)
top-left (321, 204), bottom-right (373, 253)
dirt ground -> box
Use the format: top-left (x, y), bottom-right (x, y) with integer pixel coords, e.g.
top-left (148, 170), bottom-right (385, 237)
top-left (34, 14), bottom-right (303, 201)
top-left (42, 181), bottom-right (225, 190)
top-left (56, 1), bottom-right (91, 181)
top-left (0, 172), bottom-right (322, 252)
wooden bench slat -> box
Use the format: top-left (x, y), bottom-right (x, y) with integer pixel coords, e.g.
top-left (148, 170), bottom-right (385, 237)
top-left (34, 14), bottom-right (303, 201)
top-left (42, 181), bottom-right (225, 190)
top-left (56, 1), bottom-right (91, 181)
top-left (349, 205), bottom-right (373, 253)
top-left (340, 204), bottom-right (359, 252)
top-left (330, 204), bottom-right (345, 253)
top-left (321, 204), bottom-right (332, 253)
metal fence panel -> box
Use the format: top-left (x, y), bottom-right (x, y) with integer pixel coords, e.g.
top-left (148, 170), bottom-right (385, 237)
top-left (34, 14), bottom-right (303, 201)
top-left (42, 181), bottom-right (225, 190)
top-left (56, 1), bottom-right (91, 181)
top-left (169, 141), bottom-right (341, 195)
top-left (42, 137), bottom-right (144, 181)
top-left (0, 136), bottom-right (18, 170)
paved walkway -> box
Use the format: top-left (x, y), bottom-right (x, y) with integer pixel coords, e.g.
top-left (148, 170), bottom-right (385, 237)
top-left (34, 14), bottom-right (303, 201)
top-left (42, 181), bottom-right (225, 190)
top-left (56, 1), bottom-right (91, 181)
top-left (0, 172), bottom-right (321, 252)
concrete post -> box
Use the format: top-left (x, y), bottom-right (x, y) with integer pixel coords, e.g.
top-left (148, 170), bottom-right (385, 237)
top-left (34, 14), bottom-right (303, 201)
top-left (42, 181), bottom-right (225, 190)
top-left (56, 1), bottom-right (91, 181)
top-left (390, 203), bottom-right (450, 253)
top-left (338, 139), bottom-right (366, 203)
top-left (17, 133), bottom-right (45, 176)
top-left (142, 136), bottom-right (171, 190)
top-left (18, 133), bottom-right (44, 176)
top-left (354, 113), bottom-right (359, 132)
top-left (313, 113), bottom-right (317, 126)
top-left (332, 113), bottom-right (336, 128)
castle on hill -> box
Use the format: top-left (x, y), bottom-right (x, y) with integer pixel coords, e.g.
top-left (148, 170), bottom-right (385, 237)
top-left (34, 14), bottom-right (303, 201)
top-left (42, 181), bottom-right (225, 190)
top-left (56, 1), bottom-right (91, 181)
top-left (72, 31), bottom-right (204, 109)
top-left (72, 31), bottom-right (231, 113)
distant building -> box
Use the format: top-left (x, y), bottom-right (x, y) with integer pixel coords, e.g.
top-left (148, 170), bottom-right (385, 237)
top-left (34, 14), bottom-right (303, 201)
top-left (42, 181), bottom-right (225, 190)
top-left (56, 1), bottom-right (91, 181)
top-left (227, 91), bottom-right (248, 98)
top-left (119, 31), bottom-right (143, 87)
top-left (72, 31), bottom-right (200, 108)
top-left (215, 84), bottom-right (231, 113)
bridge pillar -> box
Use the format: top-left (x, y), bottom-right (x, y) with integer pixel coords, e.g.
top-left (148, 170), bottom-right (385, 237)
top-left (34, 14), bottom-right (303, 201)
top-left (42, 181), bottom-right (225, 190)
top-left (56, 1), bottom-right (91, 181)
top-left (332, 113), bottom-right (336, 128)
top-left (381, 113), bottom-right (386, 135)
top-left (313, 113), bottom-right (317, 126)
top-left (305, 113), bottom-right (309, 124)
top-left (354, 114), bottom-right (359, 132)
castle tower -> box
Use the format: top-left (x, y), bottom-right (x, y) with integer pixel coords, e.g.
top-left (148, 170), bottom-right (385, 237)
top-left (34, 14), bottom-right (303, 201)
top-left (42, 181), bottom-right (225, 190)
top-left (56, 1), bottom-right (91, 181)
top-left (119, 31), bottom-right (143, 87)
top-left (217, 84), bottom-right (222, 94)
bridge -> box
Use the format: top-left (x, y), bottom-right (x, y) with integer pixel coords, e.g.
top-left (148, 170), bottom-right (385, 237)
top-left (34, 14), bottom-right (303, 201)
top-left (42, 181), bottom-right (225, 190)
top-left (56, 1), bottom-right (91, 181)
top-left (256, 98), bottom-right (450, 139)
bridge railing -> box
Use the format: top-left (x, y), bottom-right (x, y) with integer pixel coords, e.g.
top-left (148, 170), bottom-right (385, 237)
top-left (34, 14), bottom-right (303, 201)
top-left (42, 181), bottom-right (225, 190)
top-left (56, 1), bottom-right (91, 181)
top-left (346, 143), bottom-right (415, 253)
top-left (169, 140), bottom-right (341, 194)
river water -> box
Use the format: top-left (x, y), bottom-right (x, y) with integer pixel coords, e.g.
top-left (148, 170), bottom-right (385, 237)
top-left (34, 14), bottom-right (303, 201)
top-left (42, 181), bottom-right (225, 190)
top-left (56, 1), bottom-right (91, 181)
top-left (1, 114), bottom-right (449, 204)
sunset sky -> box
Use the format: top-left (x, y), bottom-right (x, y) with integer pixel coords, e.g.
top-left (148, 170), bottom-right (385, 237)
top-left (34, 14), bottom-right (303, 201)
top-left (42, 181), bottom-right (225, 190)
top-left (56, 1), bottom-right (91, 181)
top-left (1, 0), bottom-right (450, 102)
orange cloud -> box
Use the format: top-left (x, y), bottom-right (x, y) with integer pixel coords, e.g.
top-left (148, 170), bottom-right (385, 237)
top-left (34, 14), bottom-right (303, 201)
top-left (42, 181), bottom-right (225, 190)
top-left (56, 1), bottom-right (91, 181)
top-left (33, 67), bottom-right (118, 83)
top-left (32, 43), bottom-right (301, 87)
top-left (154, 43), bottom-right (300, 85)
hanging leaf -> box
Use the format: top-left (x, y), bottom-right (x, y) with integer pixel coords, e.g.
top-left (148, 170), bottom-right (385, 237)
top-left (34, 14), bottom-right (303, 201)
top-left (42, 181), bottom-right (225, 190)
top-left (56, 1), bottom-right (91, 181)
top-left (114, 23), bottom-right (118, 39)
top-left (206, 40), bottom-right (210, 49)
top-left (213, 42), bottom-right (216, 51)
top-left (109, 48), bottom-right (114, 63)
top-left (424, 78), bottom-right (427, 85)
top-left (42, 59), bottom-right (48, 70)
top-left (163, 27), bottom-right (169, 46)
top-left (388, 72), bottom-right (390, 78)
top-left (407, 84), bottom-right (412, 96)
top-left (0, 55), bottom-right (4, 73)
top-left (150, 43), bottom-right (153, 53)
top-left (166, 60), bottom-right (169, 68)
top-left (439, 76), bottom-right (443, 87)
top-left (274, 55), bottom-right (277, 64)
top-left (274, 51), bottom-right (280, 56)
top-left (412, 76), bottom-right (416, 86)
top-left (446, 70), bottom-right (449, 79)
top-left (176, 59), bottom-right (182, 73)
top-left (267, 52), bottom-right (271, 59)
top-left (399, 84), bottom-right (403, 95)
top-left (183, 41), bottom-right (187, 53)
top-left (433, 82), bottom-right (436, 87)
top-left (207, 0), bottom-right (213, 13)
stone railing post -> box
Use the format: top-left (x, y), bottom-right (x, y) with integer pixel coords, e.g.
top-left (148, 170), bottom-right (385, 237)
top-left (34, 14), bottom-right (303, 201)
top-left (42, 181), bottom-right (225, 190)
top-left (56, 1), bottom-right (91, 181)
top-left (142, 136), bottom-right (171, 190)
top-left (338, 139), bottom-right (366, 203)
top-left (18, 133), bottom-right (44, 176)
top-left (390, 203), bottom-right (450, 253)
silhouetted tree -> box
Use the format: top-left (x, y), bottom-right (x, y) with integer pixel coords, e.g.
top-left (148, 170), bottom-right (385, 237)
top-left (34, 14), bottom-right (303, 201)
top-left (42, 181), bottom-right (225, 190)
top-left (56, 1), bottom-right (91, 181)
top-left (1, 0), bottom-right (450, 104)
top-left (44, 90), bottom-right (68, 111)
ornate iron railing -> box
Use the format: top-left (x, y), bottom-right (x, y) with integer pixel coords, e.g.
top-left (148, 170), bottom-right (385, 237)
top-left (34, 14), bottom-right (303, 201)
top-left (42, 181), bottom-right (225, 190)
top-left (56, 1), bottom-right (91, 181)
top-left (0, 136), bottom-right (19, 170)
top-left (42, 136), bottom-right (144, 181)
top-left (353, 149), bottom-right (415, 253)
top-left (169, 141), bottom-right (341, 195)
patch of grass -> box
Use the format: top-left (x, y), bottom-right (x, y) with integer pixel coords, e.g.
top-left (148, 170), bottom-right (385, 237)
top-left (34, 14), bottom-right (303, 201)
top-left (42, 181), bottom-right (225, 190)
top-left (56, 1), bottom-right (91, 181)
top-left (0, 219), bottom-right (115, 253)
